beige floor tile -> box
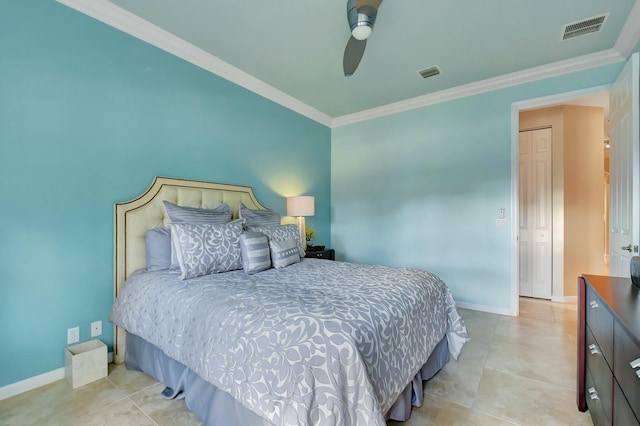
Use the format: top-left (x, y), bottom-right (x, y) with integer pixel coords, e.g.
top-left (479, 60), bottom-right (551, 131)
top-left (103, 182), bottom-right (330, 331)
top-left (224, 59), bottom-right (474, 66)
top-left (388, 394), bottom-right (517, 426)
top-left (48, 398), bottom-right (157, 426)
top-left (494, 315), bottom-right (568, 348)
top-left (387, 394), bottom-right (472, 426)
top-left (462, 311), bottom-right (497, 344)
top-left (423, 339), bottom-right (489, 408)
top-left (129, 383), bottom-right (203, 426)
top-left (552, 307), bottom-right (579, 324)
top-left (107, 363), bottom-right (160, 395)
top-left (473, 368), bottom-right (592, 426)
top-left (0, 378), bottom-right (127, 425)
top-left (485, 336), bottom-right (576, 389)
top-left (519, 298), bottom-right (555, 323)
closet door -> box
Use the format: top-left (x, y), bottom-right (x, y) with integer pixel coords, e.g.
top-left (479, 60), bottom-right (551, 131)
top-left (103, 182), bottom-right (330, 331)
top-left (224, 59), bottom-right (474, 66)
top-left (519, 128), bottom-right (552, 299)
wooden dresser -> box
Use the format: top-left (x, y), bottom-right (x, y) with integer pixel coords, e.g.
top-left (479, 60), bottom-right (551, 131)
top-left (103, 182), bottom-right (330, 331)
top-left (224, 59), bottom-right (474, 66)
top-left (578, 275), bottom-right (640, 425)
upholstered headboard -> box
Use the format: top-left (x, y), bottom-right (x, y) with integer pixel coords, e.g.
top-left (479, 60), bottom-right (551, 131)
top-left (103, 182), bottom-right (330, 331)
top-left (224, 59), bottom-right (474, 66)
top-left (113, 176), bottom-right (269, 362)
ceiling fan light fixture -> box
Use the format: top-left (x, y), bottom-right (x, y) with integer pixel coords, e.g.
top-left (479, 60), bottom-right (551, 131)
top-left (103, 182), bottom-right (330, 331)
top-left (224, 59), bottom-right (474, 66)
top-left (352, 23), bottom-right (372, 40)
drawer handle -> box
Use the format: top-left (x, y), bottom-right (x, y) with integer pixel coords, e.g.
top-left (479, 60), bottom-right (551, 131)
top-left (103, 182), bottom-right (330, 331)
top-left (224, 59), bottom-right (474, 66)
top-left (631, 358), bottom-right (640, 369)
top-left (589, 300), bottom-right (599, 309)
top-left (588, 343), bottom-right (600, 355)
top-left (588, 387), bottom-right (599, 400)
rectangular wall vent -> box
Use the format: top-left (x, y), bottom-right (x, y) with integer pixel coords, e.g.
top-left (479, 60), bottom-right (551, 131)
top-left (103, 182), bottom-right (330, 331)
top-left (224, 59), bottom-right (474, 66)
top-left (418, 66), bottom-right (440, 79)
top-left (561, 13), bottom-right (609, 40)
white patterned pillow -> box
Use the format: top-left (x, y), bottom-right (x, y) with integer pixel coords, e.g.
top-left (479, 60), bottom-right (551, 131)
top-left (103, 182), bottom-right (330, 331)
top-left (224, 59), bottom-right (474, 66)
top-left (239, 231), bottom-right (271, 275)
top-left (247, 224), bottom-right (304, 257)
top-left (170, 220), bottom-right (244, 280)
top-left (269, 239), bottom-right (300, 269)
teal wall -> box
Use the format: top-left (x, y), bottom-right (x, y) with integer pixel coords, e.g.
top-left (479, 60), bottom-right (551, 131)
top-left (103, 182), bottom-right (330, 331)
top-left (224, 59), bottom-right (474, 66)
top-left (331, 63), bottom-right (623, 310)
top-left (0, 1), bottom-right (330, 387)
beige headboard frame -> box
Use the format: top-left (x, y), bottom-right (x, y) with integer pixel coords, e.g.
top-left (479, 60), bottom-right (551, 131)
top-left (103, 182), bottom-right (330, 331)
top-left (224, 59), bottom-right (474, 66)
top-left (113, 176), bottom-right (269, 362)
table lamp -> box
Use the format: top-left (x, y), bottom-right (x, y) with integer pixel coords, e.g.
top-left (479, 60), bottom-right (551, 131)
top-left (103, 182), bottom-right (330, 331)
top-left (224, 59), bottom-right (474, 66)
top-left (286, 196), bottom-right (315, 251)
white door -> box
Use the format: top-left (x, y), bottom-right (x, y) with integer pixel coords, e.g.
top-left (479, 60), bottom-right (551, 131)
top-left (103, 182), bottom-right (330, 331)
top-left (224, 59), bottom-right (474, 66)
top-left (519, 128), bottom-right (553, 298)
top-left (610, 53), bottom-right (640, 277)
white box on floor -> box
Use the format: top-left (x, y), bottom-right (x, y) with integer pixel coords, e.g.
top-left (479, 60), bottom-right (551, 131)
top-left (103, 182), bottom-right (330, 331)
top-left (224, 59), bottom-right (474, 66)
top-left (65, 339), bottom-right (107, 388)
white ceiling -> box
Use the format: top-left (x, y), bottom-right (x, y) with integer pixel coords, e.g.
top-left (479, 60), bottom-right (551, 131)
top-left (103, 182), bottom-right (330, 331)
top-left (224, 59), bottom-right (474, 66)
top-left (60, 0), bottom-right (640, 126)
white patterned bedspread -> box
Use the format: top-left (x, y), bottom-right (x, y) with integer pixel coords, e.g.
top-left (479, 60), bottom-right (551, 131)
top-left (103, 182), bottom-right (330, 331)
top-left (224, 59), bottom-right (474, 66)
top-left (110, 259), bottom-right (469, 426)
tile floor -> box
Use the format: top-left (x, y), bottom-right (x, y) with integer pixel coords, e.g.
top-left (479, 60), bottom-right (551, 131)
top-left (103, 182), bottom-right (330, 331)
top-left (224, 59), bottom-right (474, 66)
top-left (0, 298), bottom-right (592, 426)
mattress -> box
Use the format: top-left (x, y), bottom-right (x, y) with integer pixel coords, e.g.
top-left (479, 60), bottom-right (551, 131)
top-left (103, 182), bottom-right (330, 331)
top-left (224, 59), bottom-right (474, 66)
top-left (110, 258), bottom-right (469, 425)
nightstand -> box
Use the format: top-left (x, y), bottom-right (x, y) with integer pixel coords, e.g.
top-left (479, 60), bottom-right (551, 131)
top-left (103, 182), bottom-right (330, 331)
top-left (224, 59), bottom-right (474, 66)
top-left (305, 249), bottom-right (335, 260)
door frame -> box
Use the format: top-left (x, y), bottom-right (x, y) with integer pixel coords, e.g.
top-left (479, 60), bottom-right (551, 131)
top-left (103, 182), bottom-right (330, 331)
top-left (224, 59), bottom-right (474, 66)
top-left (509, 84), bottom-right (611, 316)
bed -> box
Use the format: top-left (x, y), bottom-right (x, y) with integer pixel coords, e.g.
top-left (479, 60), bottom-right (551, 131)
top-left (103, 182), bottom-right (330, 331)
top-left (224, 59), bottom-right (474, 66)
top-left (109, 176), bottom-right (469, 426)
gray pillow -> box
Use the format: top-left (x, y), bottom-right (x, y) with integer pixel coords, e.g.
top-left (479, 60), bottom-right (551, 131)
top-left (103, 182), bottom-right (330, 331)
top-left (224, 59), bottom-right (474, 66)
top-left (163, 201), bottom-right (233, 269)
top-left (170, 220), bottom-right (244, 280)
top-left (239, 203), bottom-right (281, 227)
top-left (239, 231), bottom-right (271, 275)
top-left (145, 228), bottom-right (172, 271)
top-left (247, 224), bottom-right (304, 257)
top-left (163, 200), bottom-right (232, 224)
top-left (269, 239), bottom-right (300, 269)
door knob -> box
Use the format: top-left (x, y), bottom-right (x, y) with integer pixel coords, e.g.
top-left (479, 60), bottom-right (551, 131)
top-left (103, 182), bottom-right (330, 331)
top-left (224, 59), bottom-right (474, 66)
top-left (621, 244), bottom-right (633, 252)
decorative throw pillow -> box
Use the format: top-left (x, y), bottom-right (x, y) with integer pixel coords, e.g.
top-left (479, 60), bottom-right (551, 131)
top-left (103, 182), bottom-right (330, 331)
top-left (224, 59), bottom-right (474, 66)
top-left (163, 200), bottom-right (232, 224)
top-left (239, 203), bottom-right (281, 227)
top-left (145, 228), bottom-right (172, 271)
top-left (239, 231), bottom-right (271, 274)
top-left (270, 239), bottom-right (301, 269)
top-left (163, 201), bottom-right (233, 270)
top-left (170, 220), bottom-right (244, 280)
top-left (247, 224), bottom-right (304, 257)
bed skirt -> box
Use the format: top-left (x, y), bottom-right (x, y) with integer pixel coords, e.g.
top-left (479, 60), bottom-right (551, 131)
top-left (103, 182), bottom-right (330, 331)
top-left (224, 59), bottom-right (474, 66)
top-left (125, 333), bottom-right (450, 425)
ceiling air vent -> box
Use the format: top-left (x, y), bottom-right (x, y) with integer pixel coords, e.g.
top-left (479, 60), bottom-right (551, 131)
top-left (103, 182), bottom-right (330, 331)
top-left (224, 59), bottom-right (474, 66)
top-left (561, 13), bottom-right (609, 40)
top-left (418, 66), bottom-right (440, 79)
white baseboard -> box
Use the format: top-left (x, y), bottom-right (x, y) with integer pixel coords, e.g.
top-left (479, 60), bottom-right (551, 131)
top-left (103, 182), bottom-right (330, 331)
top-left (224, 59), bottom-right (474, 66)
top-left (0, 367), bottom-right (64, 401)
top-left (0, 351), bottom-right (113, 401)
top-left (456, 301), bottom-right (516, 316)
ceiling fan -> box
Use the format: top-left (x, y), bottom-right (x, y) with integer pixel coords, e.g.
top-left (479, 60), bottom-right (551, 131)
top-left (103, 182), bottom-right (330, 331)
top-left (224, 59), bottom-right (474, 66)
top-left (343, 0), bottom-right (383, 77)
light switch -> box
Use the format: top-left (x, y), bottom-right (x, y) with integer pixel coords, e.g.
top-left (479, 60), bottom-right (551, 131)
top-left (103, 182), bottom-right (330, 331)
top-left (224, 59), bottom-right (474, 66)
top-left (498, 208), bottom-right (505, 219)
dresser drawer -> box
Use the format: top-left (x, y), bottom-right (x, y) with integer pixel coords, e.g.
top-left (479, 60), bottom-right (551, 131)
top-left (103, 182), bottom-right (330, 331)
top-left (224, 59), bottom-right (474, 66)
top-left (586, 325), bottom-right (613, 422)
top-left (614, 379), bottom-right (640, 425)
top-left (586, 285), bottom-right (614, 364)
top-left (614, 321), bottom-right (640, 421)
top-left (587, 366), bottom-right (612, 426)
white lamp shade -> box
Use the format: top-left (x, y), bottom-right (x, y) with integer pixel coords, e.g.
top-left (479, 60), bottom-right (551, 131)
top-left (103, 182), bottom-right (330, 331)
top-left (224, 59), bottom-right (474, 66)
top-left (287, 196), bottom-right (315, 217)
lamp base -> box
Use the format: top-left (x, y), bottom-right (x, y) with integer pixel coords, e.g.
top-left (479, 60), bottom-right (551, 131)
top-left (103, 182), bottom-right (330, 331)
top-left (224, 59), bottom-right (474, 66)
top-left (296, 216), bottom-right (307, 253)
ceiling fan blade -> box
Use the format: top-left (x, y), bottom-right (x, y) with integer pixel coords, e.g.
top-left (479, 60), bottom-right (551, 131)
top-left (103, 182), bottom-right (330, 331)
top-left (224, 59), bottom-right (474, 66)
top-left (343, 36), bottom-right (367, 77)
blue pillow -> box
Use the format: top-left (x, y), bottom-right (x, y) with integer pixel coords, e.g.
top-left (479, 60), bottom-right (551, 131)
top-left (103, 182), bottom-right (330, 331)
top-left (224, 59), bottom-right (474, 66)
top-left (270, 239), bottom-right (300, 269)
top-left (248, 224), bottom-right (304, 257)
top-left (163, 201), bottom-right (233, 269)
top-left (163, 201), bottom-right (232, 224)
top-left (145, 228), bottom-right (172, 271)
top-left (239, 231), bottom-right (271, 275)
top-left (239, 203), bottom-right (281, 227)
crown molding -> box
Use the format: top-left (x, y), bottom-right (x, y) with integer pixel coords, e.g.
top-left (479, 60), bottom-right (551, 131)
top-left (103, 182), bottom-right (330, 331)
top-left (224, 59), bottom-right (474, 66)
top-left (331, 48), bottom-right (624, 127)
top-left (58, 0), bottom-right (640, 129)
top-left (614, 0), bottom-right (640, 58)
top-left (56, 0), bottom-right (333, 127)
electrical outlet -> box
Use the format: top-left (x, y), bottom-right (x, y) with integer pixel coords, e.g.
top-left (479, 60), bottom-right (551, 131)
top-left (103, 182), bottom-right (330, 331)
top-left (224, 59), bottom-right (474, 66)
top-left (91, 320), bottom-right (102, 337)
top-left (496, 219), bottom-right (506, 228)
top-left (67, 327), bottom-right (80, 345)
